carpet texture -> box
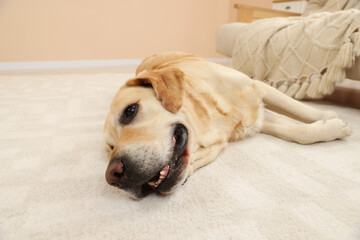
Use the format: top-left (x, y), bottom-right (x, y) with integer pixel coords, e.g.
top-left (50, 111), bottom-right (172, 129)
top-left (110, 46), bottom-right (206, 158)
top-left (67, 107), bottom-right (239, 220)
top-left (1, 73), bottom-right (360, 240)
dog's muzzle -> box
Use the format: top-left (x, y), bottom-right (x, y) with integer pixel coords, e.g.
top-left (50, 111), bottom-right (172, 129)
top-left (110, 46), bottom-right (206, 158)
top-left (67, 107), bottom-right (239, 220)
top-left (105, 123), bottom-right (189, 198)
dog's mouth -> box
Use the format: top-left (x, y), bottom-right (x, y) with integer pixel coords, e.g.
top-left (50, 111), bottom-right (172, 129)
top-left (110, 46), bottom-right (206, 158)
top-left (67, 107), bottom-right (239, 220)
top-left (144, 123), bottom-right (189, 194)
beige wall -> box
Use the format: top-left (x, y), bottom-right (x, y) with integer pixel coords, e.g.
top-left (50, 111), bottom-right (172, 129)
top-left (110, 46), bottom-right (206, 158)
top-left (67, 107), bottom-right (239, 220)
top-left (0, 0), bottom-right (271, 62)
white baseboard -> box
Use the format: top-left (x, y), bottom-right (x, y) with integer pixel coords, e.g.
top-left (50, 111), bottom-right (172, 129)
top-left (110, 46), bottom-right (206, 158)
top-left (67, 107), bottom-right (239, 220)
top-left (0, 59), bottom-right (143, 71)
top-left (0, 58), bottom-right (231, 71)
top-left (206, 58), bottom-right (232, 64)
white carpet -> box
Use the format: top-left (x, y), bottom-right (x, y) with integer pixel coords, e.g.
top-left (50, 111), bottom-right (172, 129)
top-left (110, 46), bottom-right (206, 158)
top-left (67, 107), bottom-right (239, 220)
top-left (1, 73), bottom-right (360, 240)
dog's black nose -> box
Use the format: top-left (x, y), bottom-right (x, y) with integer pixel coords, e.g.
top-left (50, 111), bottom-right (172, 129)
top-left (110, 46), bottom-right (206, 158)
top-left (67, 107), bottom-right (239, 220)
top-left (105, 158), bottom-right (124, 187)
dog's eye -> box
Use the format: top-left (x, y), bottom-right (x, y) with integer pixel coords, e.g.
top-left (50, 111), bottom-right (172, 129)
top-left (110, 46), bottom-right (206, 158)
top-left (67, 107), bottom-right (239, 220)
top-left (120, 103), bottom-right (139, 125)
top-left (106, 144), bottom-right (114, 153)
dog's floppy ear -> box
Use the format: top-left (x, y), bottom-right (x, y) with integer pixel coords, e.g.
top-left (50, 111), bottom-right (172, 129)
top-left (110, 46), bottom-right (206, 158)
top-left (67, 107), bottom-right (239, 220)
top-left (126, 68), bottom-right (184, 113)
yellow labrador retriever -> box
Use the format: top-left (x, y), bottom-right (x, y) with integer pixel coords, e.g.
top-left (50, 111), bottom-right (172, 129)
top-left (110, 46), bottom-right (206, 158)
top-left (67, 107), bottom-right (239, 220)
top-left (104, 52), bottom-right (352, 199)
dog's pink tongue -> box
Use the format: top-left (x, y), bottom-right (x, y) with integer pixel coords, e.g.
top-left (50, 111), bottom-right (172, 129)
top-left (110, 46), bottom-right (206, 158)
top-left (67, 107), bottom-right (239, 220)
top-left (172, 136), bottom-right (176, 147)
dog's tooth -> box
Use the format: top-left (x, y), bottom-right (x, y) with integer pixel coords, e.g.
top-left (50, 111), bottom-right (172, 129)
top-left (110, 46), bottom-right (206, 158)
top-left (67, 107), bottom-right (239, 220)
top-left (151, 165), bottom-right (170, 189)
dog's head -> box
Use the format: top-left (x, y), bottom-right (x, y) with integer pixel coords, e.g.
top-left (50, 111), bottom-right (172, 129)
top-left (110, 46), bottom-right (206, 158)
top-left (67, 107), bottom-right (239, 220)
top-left (104, 68), bottom-right (191, 199)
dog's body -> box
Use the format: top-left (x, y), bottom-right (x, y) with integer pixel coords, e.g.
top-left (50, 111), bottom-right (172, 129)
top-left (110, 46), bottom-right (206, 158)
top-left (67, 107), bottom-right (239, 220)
top-left (104, 52), bottom-right (352, 199)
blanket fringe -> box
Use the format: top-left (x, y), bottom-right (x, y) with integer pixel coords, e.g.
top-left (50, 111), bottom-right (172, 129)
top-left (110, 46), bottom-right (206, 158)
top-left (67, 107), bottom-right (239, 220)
top-left (286, 80), bottom-right (301, 97)
top-left (320, 67), bottom-right (343, 95)
top-left (264, 31), bottom-right (359, 99)
top-left (339, 40), bottom-right (354, 68)
top-left (297, 29), bottom-right (359, 99)
top-left (232, 11), bottom-right (360, 100)
top-left (295, 78), bottom-right (310, 99)
top-left (352, 31), bottom-right (360, 55)
top-left (278, 82), bottom-right (289, 93)
top-left (307, 75), bottom-right (322, 98)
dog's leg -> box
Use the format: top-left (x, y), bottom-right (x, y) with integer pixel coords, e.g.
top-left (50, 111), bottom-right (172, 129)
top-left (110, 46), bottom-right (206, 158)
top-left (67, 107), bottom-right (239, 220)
top-left (254, 80), bottom-right (339, 123)
top-left (261, 110), bottom-right (352, 144)
top-left (190, 142), bottom-right (227, 174)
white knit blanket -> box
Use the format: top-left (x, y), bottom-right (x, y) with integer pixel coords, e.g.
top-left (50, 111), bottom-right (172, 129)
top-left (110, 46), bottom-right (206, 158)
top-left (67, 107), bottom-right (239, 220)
top-left (232, 9), bottom-right (360, 99)
top-left (303, 0), bottom-right (360, 16)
